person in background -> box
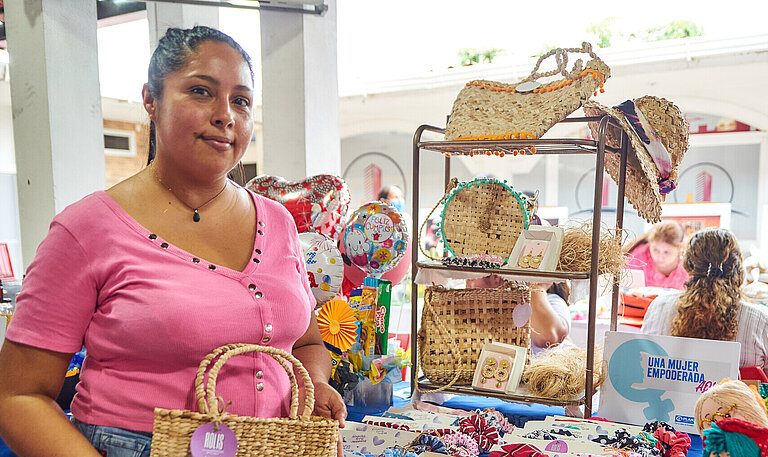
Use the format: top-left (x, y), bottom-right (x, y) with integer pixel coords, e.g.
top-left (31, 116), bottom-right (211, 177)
top-left (465, 276), bottom-right (570, 356)
top-left (642, 228), bottom-right (768, 372)
top-left (377, 184), bottom-right (405, 213)
top-left (0, 26), bottom-right (344, 457)
top-left (625, 220), bottom-right (689, 289)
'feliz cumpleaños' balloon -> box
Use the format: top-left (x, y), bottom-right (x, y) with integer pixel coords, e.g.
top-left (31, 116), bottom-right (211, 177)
top-left (298, 232), bottom-right (344, 305)
top-left (343, 201), bottom-right (409, 277)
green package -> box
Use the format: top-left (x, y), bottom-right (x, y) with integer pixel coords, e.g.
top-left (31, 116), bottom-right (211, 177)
top-left (375, 279), bottom-right (392, 355)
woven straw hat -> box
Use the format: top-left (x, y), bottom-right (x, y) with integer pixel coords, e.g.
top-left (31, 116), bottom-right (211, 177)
top-left (584, 96), bottom-right (689, 223)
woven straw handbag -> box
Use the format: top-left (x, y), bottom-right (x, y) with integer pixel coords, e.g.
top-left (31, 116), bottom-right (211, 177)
top-left (150, 344), bottom-right (338, 457)
top-left (420, 178), bottom-right (531, 262)
top-left (444, 42), bottom-right (610, 142)
top-left (417, 284), bottom-right (531, 389)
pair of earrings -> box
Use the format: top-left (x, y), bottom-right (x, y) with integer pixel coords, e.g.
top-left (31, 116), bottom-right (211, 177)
top-left (518, 250), bottom-right (543, 269)
top-left (480, 357), bottom-right (510, 388)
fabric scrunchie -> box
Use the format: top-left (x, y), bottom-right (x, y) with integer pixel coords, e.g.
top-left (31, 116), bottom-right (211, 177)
top-left (459, 415), bottom-right (500, 452)
top-left (415, 434), bottom-right (447, 454)
top-left (653, 427), bottom-right (691, 457)
top-left (443, 432), bottom-right (480, 457)
top-left (489, 443), bottom-right (547, 457)
top-left (707, 262), bottom-right (725, 278)
top-left (483, 409), bottom-right (516, 434)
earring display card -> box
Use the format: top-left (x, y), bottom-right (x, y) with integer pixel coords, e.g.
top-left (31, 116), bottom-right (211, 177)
top-left (471, 342), bottom-right (528, 394)
top-left (506, 226), bottom-right (564, 272)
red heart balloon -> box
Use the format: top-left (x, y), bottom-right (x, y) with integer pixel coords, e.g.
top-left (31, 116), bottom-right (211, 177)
top-left (246, 174), bottom-right (351, 240)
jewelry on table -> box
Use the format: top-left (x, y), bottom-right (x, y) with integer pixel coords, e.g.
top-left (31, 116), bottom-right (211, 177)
top-left (528, 250), bottom-right (544, 269)
top-left (150, 161), bottom-right (229, 222)
top-left (518, 253), bottom-right (531, 268)
top-left (481, 357), bottom-right (497, 384)
top-left (495, 359), bottom-right (510, 388)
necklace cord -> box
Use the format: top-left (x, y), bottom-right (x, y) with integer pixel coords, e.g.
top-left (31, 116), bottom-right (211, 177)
top-left (150, 162), bottom-right (229, 221)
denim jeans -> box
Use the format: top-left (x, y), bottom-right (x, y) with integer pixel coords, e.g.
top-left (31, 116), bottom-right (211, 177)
top-left (72, 417), bottom-right (152, 457)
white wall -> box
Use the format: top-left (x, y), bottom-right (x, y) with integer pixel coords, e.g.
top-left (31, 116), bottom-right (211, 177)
top-left (0, 102), bottom-right (15, 175)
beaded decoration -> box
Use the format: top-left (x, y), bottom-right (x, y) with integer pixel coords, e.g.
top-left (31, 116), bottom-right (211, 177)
top-left (441, 254), bottom-right (505, 270)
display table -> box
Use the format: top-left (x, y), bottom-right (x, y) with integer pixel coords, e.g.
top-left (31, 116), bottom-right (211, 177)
top-left (0, 382), bottom-right (704, 457)
top-left (352, 382), bottom-right (705, 457)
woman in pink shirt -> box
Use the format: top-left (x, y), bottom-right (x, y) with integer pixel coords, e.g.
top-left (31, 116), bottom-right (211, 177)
top-left (625, 221), bottom-right (690, 290)
top-left (0, 26), bottom-right (345, 457)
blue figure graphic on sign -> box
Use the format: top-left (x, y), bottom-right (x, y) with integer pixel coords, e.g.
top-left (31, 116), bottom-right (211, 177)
top-left (609, 339), bottom-right (675, 421)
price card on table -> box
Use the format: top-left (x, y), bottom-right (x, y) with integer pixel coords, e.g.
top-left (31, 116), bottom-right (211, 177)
top-left (599, 331), bottom-right (740, 435)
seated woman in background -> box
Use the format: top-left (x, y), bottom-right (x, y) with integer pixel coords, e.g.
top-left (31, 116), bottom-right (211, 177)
top-left (465, 276), bottom-right (570, 356)
top-left (625, 220), bottom-right (689, 289)
top-left (642, 228), bottom-right (768, 372)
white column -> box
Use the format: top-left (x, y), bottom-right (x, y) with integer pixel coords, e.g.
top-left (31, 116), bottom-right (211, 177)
top-left (260, 0), bottom-right (340, 180)
top-left (545, 154), bottom-right (559, 206)
top-left (147, 3), bottom-right (219, 51)
top-left (757, 133), bottom-right (768, 249)
top-left (6, 0), bottom-right (104, 271)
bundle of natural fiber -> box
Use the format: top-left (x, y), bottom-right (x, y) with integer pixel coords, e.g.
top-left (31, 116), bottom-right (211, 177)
top-left (556, 221), bottom-right (627, 279)
top-left (522, 346), bottom-right (606, 401)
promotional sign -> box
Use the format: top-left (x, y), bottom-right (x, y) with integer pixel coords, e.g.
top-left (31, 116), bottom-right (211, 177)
top-left (599, 331), bottom-right (740, 435)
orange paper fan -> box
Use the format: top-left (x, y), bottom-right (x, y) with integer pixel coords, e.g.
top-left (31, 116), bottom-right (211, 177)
top-left (316, 299), bottom-right (358, 351)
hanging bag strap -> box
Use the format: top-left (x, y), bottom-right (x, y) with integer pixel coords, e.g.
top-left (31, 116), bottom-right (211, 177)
top-left (520, 42), bottom-right (602, 83)
top-left (418, 178), bottom-right (460, 261)
top-left (415, 286), bottom-right (464, 393)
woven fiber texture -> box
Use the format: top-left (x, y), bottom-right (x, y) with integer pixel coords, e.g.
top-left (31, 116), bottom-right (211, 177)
top-left (584, 96), bottom-right (689, 223)
top-left (150, 344), bottom-right (338, 457)
top-left (445, 42), bottom-right (610, 141)
top-left (418, 284), bottom-right (531, 386)
top-left (440, 179), bottom-right (529, 260)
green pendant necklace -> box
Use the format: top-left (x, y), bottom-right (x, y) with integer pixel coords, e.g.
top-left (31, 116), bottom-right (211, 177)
top-left (150, 162), bottom-right (228, 222)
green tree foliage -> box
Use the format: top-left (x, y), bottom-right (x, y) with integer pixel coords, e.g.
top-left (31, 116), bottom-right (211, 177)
top-left (586, 18), bottom-right (703, 48)
top-left (459, 48), bottom-right (503, 66)
top-left (587, 18), bottom-right (616, 48)
top-left (644, 21), bottom-right (703, 41)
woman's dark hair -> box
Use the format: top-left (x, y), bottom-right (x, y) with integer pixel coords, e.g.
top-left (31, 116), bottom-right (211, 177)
top-left (670, 228), bottom-right (743, 341)
top-left (146, 26), bottom-right (254, 167)
top-left (377, 185), bottom-right (402, 201)
top-left (547, 282), bottom-right (570, 305)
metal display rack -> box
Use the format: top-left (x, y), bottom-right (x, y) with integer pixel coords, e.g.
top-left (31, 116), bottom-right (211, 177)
top-left (409, 116), bottom-right (630, 417)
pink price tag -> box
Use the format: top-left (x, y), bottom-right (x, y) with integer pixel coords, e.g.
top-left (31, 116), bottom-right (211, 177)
top-left (544, 440), bottom-right (569, 453)
top-left (190, 423), bottom-right (238, 457)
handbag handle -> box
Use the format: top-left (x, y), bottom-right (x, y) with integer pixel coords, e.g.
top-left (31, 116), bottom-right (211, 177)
top-left (194, 344), bottom-right (314, 421)
top-left (418, 178), bottom-right (459, 261)
top-left (415, 287), bottom-right (464, 394)
top-left (521, 42), bottom-right (602, 84)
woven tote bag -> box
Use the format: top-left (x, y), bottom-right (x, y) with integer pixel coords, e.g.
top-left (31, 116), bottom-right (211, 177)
top-left (439, 178), bottom-right (530, 261)
top-left (444, 42), bottom-right (610, 141)
top-left (418, 284), bottom-right (531, 387)
top-left (150, 344), bottom-right (338, 457)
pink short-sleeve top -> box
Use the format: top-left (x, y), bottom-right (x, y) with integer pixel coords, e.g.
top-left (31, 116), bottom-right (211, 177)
top-left (7, 190), bottom-right (315, 432)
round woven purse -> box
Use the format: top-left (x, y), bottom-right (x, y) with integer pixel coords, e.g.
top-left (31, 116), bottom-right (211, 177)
top-left (422, 178), bottom-right (530, 262)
